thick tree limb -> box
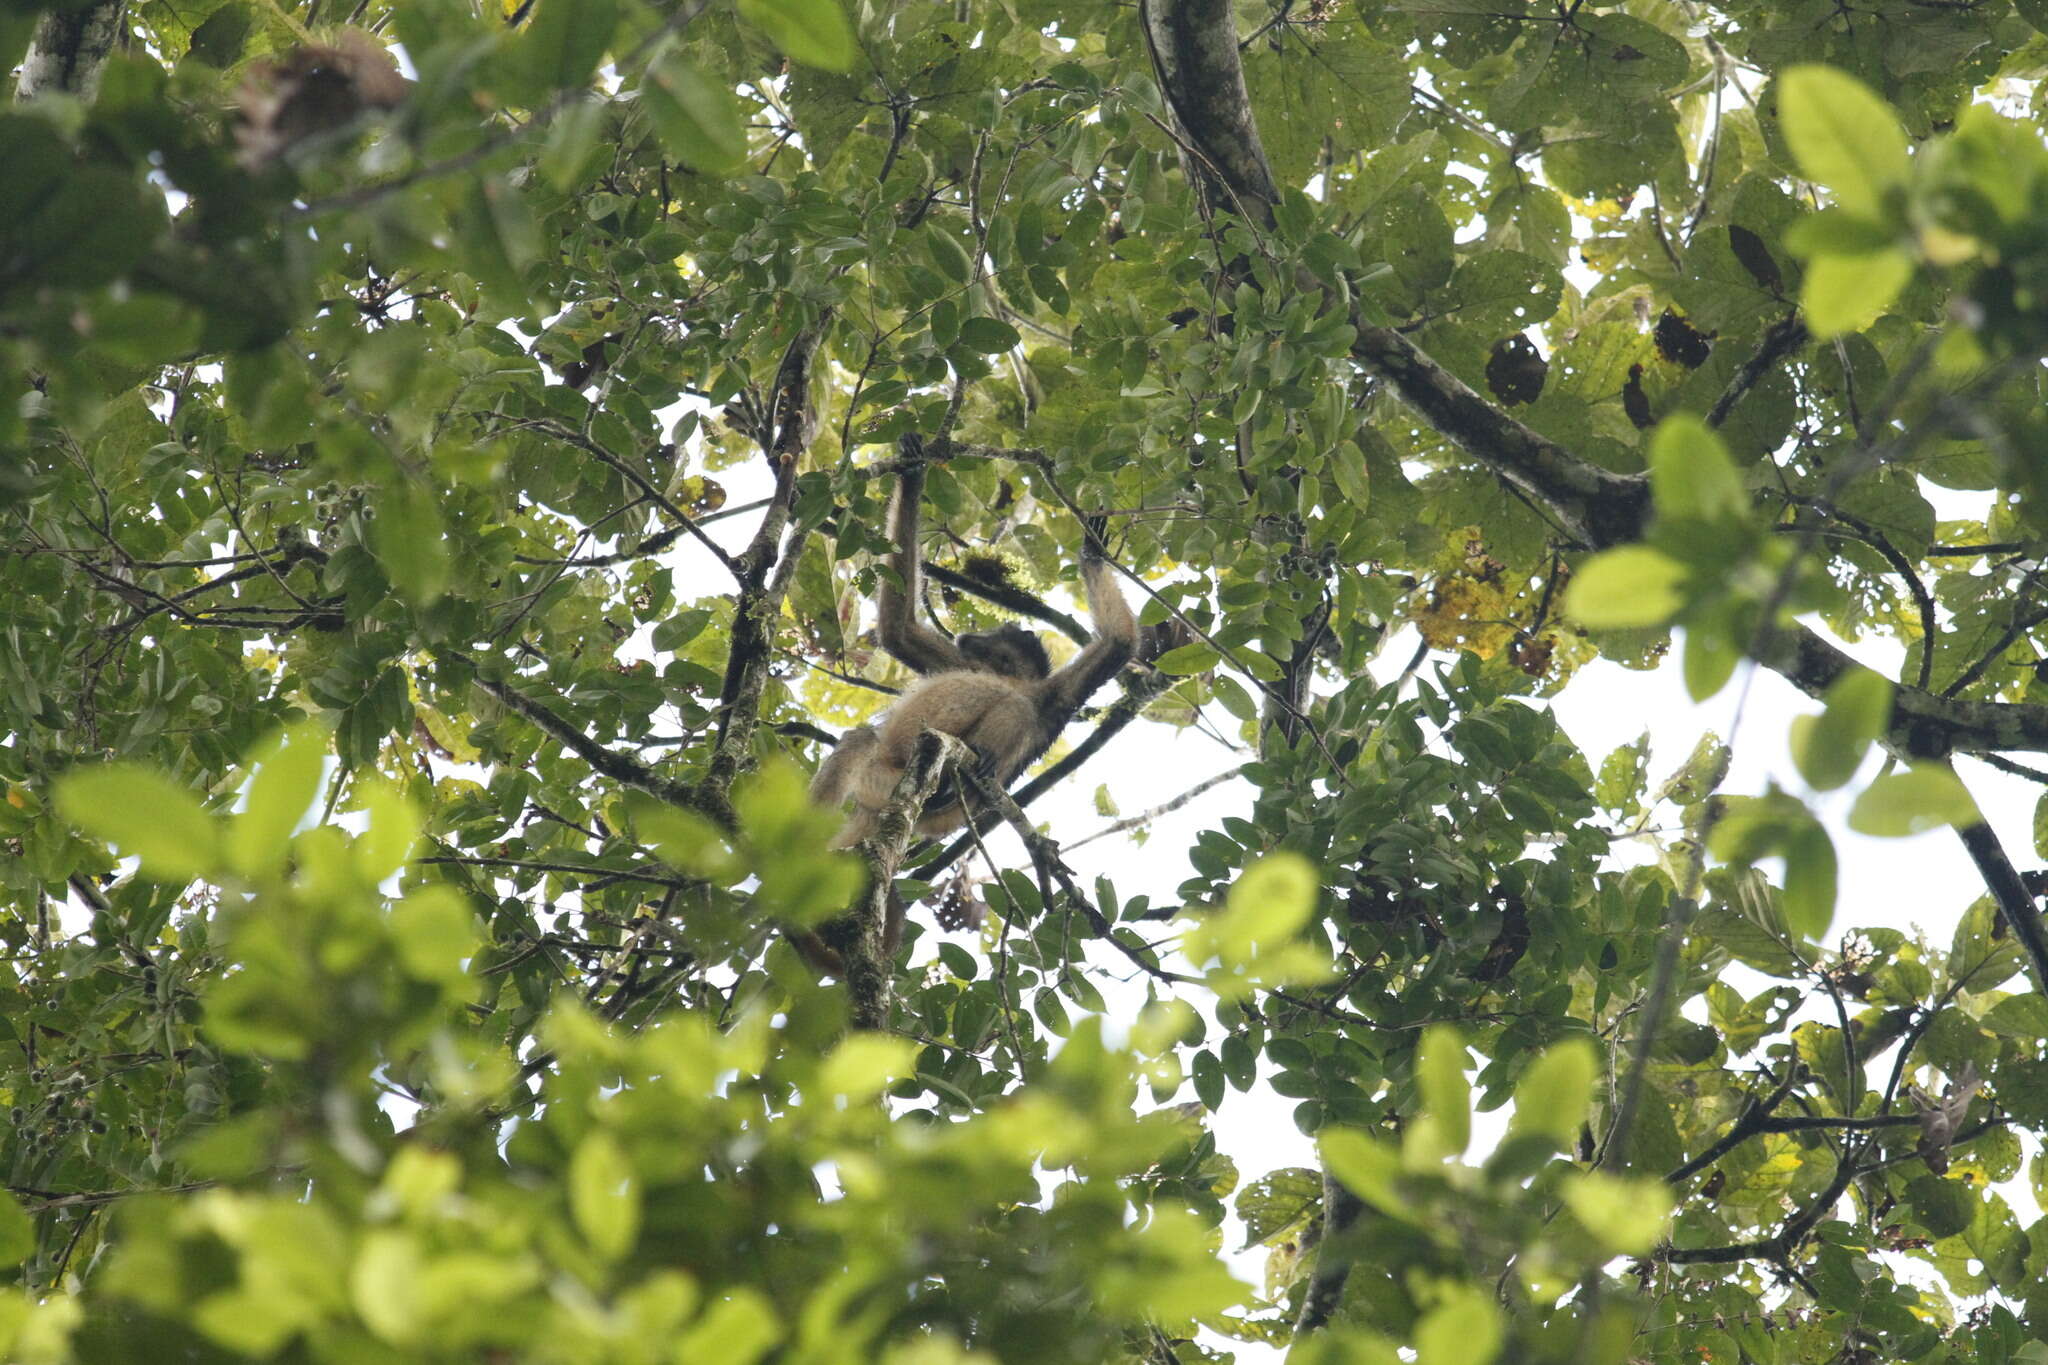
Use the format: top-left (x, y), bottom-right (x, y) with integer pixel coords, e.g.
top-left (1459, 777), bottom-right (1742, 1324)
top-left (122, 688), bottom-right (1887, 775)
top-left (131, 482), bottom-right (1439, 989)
top-left (707, 322), bottom-right (823, 797)
top-left (15, 1), bottom-right (126, 103)
top-left (1751, 626), bottom-right (2048, 756)
top-left (1292, 1172), bottom-right (1368, 1338)
top-left (1952, 819), bottom-right (2048, 993)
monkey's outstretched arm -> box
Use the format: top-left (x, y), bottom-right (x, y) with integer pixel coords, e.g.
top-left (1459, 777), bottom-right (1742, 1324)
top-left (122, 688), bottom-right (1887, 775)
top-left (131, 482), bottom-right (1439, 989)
top-left (875, 461), bottom-right (972, 675)
top-left (1042, 519), bottom-right (1136, 718)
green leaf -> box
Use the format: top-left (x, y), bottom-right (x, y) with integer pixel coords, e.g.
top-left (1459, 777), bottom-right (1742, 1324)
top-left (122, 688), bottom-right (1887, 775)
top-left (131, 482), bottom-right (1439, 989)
top-left (1791, 668), bottom-right (1894, 790)
top-left (351, 781), bottom-right (422, 884)
top-left (674, 1289), bottom-right (782, 1365)
top-left (1564, 546), bottom-right (1688, 629)
top-left (1506, 1038), bottom-right (1596, 1149)
top-left (1801, 248), bottom-right (1912, 339)
top-left (958, 316), bottom-right (1021, 353)
top-left (1905, 1174), bottom-right (1973, 1238)
top-left (1414, 1287), bottom-right (1503, 1365)
top-left (1708, 790), bottom-right (1807, 864)
top-left (631, 797), bottom-right (744, 882)
top-left (1411, 1024), bottom-right (1471, 1160)
top-left (1983, 993), bottom-right (2048, 1039)
top-left (56, 763), bottom-right (218, 883)
top-left (517, 0), bottom-right (616, 93)
top-left (229, 723), bottom-right (329, 879)
top-left (641, 53), bottom-right (746, 174)
top-left (1681, 626), bottom-right (1739, 702)
top-left (187, 2), bottom-right (255, 66)
top-left (1781, 823), bottom-right (1837, 941)
top-left (1225, 852), bottom-right (1318, 941)
top-left (1320, 1128), bottom-right (1410, 1218)
top-left (737, 0), bottom-right (856, 71)
top-left (350, 1231), bottom-right (425, 1345)
top-left (816, 1035), bottom-right (916, 1102)
top-left (1777, 66), bottom-right (1909, 219)
top-left (1210, 673), bottom-right (1257, 722)
top-left (1648, 415), bottom-right (1746, 524)
top-left (1849, 765), bottom-right (1979, 837)
top-left (1560, 1171), bottom-right (1673, 1255)
top-left (0, 1192), bottom-right (31, 1267)
top-left (569, 1132), bottom-right (640, 1261)
top-left (539, 96), bottom-right (606, 192)
top-left (389, 886), bottom-right (479, 988)
top-left (1783, 207), bottom-right (1898, 258)
top-left (1192, 1049), bottom-right (1225, 1110)
top-left (370, 481), bottom-right (449, 606)
top-left (1155, 641), bottom-right (1221, 675)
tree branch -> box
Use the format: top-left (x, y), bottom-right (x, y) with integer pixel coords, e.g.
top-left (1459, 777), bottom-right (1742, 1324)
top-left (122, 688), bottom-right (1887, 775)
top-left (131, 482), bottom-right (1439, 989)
top-left (1952, 816), bottom-right (2048, 992)
top-left (1707, 314), bottom-right (1808, 429)
top-left (15, 0), bottom-right (126, 103)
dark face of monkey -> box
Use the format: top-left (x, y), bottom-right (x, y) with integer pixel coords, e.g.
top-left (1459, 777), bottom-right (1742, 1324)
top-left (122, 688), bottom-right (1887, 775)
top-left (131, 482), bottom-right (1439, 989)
top-left (957, 624), bottom-right (1050, 680)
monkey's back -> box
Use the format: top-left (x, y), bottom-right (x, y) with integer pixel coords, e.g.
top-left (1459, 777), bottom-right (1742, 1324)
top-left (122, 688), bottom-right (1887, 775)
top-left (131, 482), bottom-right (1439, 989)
top-left (880, 671), bottom-right (1041, 778)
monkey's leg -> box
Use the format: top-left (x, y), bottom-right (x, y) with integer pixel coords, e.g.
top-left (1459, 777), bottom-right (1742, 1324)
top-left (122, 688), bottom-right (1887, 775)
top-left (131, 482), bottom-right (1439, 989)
top-left (811, 725), bottom-right (878, 806)
top-left (813, 726), bottom-right (897, 850)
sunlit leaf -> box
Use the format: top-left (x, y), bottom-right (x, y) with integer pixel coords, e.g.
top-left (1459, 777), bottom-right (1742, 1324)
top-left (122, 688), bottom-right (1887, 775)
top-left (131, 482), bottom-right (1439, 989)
top-left (1410, 1024), bottom-right (1471, 1161)
top-left (1778, 65), bottom-right (1909, 218)
top-left (1791, 668), bottom-right (1893, 791)
top-left (57, 764), bottom-right (218, 884)
top-left (229, 723), bottom-right (328, 879)
top-left (1564, 546), bottom-right (1688, 629)
top-left (1849, 766), bottom-right (1980, 837)
top-left (1507, 1039), bottom-right (1596, 1149)
top-left (1648, 415), bottom-right (1746, 524)
top-left (737, 0), bottom-right (856, 71)
top-left (569, 1132), bottom-right (640, 1261)
top-left (1801, 248), bottom-right (1912, 338)
top-left (1560, 1171), bottom-right (1673, 1255)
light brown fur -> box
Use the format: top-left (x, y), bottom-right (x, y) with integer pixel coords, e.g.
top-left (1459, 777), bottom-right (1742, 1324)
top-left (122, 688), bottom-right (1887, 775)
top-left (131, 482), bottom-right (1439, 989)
top-left (812, 461), bottom-right (1134, 852)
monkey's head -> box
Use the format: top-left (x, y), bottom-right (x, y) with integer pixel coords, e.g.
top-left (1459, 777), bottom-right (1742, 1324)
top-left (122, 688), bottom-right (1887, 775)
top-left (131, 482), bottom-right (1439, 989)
top-left (957, 624), bottom-right (1050, 680)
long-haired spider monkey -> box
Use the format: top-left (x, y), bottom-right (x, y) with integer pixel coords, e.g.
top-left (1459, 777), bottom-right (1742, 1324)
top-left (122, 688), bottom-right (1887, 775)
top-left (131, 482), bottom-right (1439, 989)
top-left (811, 459), bottom-right (1137, 851)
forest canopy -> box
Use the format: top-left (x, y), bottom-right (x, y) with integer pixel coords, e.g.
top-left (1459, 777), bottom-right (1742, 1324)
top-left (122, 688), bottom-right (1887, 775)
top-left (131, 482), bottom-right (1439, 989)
top-left (6, 0), bottom-right (2048, 1361)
